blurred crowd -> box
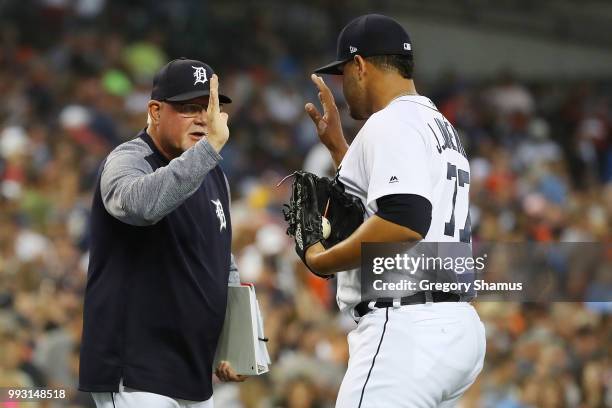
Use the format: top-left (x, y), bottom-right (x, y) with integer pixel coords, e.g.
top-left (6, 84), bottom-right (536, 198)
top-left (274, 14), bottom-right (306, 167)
top-left (0, 1), bottom-right (610, 407)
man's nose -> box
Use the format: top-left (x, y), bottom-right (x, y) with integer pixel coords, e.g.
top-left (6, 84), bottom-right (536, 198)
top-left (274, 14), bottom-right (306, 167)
top-left (193, 109), bottom-right (207, 125)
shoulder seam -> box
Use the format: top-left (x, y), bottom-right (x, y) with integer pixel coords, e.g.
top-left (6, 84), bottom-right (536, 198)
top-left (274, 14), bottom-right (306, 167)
top-left (104, 138), bottom-right (155, 171)
top-left (400, 99), bottom-right (440, 113)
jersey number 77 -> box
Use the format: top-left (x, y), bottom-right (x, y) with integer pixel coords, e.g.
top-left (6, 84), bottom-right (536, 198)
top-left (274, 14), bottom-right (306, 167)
top-left (444, 162), bottom-right (471, 243)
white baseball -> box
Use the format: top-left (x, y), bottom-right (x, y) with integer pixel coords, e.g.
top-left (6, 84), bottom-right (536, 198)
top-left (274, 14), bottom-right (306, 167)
top-left (321, 216), bottom-right (331, 239)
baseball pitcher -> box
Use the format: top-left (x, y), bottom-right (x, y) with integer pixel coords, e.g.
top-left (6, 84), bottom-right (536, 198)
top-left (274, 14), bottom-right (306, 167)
top-left (283, 14), bottom-right (486, 408)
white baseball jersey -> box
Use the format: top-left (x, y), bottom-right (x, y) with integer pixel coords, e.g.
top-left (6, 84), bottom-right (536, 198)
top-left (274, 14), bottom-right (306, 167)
top-left (336, 95), bottom-right (471, 312)
top-left (333, 95), bottom-right (484, 408)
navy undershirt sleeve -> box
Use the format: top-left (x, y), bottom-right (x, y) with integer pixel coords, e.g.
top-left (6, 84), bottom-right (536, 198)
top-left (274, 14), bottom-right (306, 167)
top-left (376, 194), bottom-right (432, 237)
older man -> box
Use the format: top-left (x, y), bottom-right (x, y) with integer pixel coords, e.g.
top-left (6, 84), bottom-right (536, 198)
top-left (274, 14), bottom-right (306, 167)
top-left (79, 58), bottom-right (243, 408)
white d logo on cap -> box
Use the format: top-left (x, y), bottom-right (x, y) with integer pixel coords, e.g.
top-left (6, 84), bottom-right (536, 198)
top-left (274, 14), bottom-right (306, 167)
top-left (403, 43), bottom-right (411, 51)
top-left (192, 66), bottom-right (208, 85)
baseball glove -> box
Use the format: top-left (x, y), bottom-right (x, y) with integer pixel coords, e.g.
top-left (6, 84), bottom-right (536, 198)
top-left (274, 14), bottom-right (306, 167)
top-left (281, 171), bottom-right (365, 278)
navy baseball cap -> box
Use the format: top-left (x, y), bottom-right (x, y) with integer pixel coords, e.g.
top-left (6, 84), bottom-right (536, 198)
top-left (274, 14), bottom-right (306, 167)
top-left (151, 58), bottom-right (232, 103)
top-left (314, 14), bottom-right (413, 75)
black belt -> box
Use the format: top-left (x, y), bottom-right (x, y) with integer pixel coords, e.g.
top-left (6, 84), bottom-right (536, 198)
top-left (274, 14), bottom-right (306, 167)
top-left (355, 291), bottom-right (461, 317)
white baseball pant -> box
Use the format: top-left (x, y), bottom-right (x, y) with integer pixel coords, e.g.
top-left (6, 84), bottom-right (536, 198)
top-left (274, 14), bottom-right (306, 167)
top-left (91, 379), bottom-right (214, 408)
top-left (336, 302), bottom-right (486, 408)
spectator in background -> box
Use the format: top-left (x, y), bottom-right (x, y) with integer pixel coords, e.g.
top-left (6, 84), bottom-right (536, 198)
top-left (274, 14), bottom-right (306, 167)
top-left (0, 2), bottom-right (609, 407)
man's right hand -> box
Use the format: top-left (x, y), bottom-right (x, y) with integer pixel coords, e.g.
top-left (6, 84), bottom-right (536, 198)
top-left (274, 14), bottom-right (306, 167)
top-left (206, 74), bottom-right (230, 153)
top-left (305, 74), bottom-right (348, 167)
top-left (215, 361), bottom-right (247, 383)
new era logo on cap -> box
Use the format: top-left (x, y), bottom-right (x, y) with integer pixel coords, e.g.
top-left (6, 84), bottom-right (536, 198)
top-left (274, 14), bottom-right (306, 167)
top-left (314, 14), bottom-right (413, 75)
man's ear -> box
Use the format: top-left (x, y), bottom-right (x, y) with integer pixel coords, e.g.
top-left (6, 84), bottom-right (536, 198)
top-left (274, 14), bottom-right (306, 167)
top-left (148, 101), bottom-right (161, 124)
top-left (354, 55), bottom-right (367, 79)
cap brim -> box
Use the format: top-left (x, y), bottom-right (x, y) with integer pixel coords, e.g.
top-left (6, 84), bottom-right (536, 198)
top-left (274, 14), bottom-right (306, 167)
top-left (166, 90), bottom-right (232, 104)
top-left (313, 59), bottom-right (349, 75)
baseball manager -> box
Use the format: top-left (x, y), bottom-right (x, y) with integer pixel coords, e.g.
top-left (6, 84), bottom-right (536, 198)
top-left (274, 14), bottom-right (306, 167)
top-left (79, 58), bottom-right (244, 408)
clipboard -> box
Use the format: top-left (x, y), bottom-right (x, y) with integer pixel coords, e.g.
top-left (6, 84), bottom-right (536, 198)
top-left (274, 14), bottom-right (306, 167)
top-left (214, 283), bottom-right (271, 376)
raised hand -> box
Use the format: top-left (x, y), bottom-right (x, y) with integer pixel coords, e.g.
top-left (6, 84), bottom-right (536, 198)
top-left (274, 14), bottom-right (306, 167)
top-left (305, 74), bottom-right (348, 167)
top-left (206, 74), bottom-right (230, 153)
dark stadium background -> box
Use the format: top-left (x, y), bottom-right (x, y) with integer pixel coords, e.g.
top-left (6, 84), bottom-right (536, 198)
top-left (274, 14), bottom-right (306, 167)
top-left (0, 1), bottom-right (610, 407)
